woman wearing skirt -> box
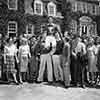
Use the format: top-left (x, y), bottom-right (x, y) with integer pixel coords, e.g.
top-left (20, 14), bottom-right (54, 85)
top-left (87, 37), bottom-right (98, 86)
top-left (4, 38), bottom-right (19, 84)
top-left (18, 38), bottom-right (31, 83)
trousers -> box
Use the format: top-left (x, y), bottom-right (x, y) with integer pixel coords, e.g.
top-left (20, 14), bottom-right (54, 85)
top-left (37, 54), bottom-right (53, 82)
top-left (52, 55), bottom-right (63, 81)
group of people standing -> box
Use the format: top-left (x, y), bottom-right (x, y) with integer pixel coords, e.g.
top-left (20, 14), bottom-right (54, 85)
top-left (0, 17), bottom-right (100, 89)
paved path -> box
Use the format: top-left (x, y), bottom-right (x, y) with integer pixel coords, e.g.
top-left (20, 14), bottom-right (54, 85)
top-left (0, 83), bottom-right (100, 100)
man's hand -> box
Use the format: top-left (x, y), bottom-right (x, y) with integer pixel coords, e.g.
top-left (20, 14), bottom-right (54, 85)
top-left (49, 47), bottom-right (56, 55)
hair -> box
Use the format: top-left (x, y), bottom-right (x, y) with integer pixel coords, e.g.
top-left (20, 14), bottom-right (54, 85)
top-left (48, 16), bottom-right (54, 20)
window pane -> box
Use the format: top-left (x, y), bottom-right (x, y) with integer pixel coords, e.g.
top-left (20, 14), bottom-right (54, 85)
top-left (35, 3), bottom-right (41, 14)
top-left (8, 22), bottom-right (17, 35)
top-left (72, 2), bottom-right (76, 12)
top-left (92, 5), bottom-right (95, 14)
top-left (49, 5), bottom-right (54, 15)
top-left (8, 0), bottom-right (17, 9)
top-left (27, 24), bottom-right (34, 34)
top-left (82, 3), bottom-right (87, 13)
top-left (77, 2), bottom-right (82, 12)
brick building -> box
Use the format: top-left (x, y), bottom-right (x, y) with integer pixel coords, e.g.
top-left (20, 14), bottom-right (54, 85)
top-left (0, 0), bottom-right (25, 37)
top-left (65, 0), bottom-right (100, 36)
top-left (0, 0), bottom-right (63, 37)
top-left (1, 0), bottom-right (100, 37)
top-left (25, 0), bottom-right (63, 36)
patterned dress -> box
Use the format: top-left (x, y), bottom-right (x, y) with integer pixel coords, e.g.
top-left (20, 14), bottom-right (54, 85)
top-left (4, 44), bottom-right (18, 73)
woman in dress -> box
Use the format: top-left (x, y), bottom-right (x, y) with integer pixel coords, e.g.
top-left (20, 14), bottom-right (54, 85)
top-left (4, 38), bottom-right (19, 84)
top-left (95, 37), bottom-right (100, 85)
top-left (18, 38), bottom-right (31, 83)
top-left (87, 37), bottom-right (98, 85)
top-left (0, 34), bottom-right (3, 78)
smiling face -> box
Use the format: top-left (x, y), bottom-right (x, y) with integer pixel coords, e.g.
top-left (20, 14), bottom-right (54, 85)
top-left (48, 17), bottom-right (53, 24)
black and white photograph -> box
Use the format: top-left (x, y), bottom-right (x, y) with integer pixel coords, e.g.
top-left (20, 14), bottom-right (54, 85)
top-left (0, 0), bottom-right (100, 100)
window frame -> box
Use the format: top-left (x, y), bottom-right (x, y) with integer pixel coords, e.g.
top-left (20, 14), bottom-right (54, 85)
top-left (82, 2), bottom-right (87, 14)
top-left (72, 2), bottom-right (77, 12)
top-left (8, 21), bottom-right (17, 37)
top-left (77, 2), bottom-right (83, 12)
top-left (96, 6), bottom-right (100, 16)
top-left (8, 0), bottom-right (18, 10)
top-left (26, 24), bottom-right (34, 36)
top-left (47, 1), bottom-right (56, 17)
top-left (34, 0), bottom-right (43, 16)
top-left (92, 4), bottom-right (97, 15)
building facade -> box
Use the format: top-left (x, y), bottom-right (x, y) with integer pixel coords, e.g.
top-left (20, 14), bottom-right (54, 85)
top-left (0, 0), bottom-right (63, 37)
top-left (25, 0), bottom-right (63, 37)
top-left (1, 0), bottom-right (100, 37)
top-left (0, 0), bottom-right (25, 37)
top-left (66, 0), bottom-right (100, 36)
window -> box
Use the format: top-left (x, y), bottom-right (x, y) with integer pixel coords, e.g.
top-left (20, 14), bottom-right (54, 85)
top-left (82, 26), bottom-right (87, 34)
top-left (26, 24), bottom-right (34, 35)
top-left (70, 20), bottom-right (77, 35)
top-left (48, 1), bottom-right (56, 17)
top-left (99, 2), bottom-right (100, 7)
top-left (97, 6), bottom-right (100, 16)
top-left (82, 3), bottom-right (87, 13)
top-left (77, 2), bottom-right (82, 12)
top-left (92, 5), bottom-right (95, 14)
top-left (41, 24), bottom-right (46, 33)
top-left (80, 26), bottom-right (87, 36)
top-left (92, 5), bottom-right (96, 15)
top-left (8, 21), bottom-right (17, 36)
top-left (87, 3), bottom-right (92, 14)
top-left (34, 0), bottom-right (43, 15)
top-left (8, 0), bottom-right (18, 10)
top-left (72, 2), bottom-right (77, 12)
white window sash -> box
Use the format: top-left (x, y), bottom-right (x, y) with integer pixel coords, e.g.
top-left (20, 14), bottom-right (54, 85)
top-left (97, 6), bottom-right (100, 16)
top-left (26, 24), bottom-right (34, 35)
top-left (75, 2), bottom-right (77, 12)
top-left (77, 2), bottom-right (82, 12)
top-left (83, 3), bottom-right (87, 13)
top-left (92, 4), bottom-right (96, 15)
top-left (72, 2), bottom-right (76, 12)
top-left (8, 0), bottom-right (18, 10)
top-left (87, 3), bottom-right (92, 14)
top-left (8, 21), bottom-right (17, 36)
top-left (48, 2), bottom-right (56, 17)
top-left (34, 0), bottom-right (43, 15)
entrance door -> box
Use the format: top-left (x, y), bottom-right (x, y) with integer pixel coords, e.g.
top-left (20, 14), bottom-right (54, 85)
top-left (79, 16), bottom-right (96, 36)
top-left (81, 25), bottom-right (87, 36)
